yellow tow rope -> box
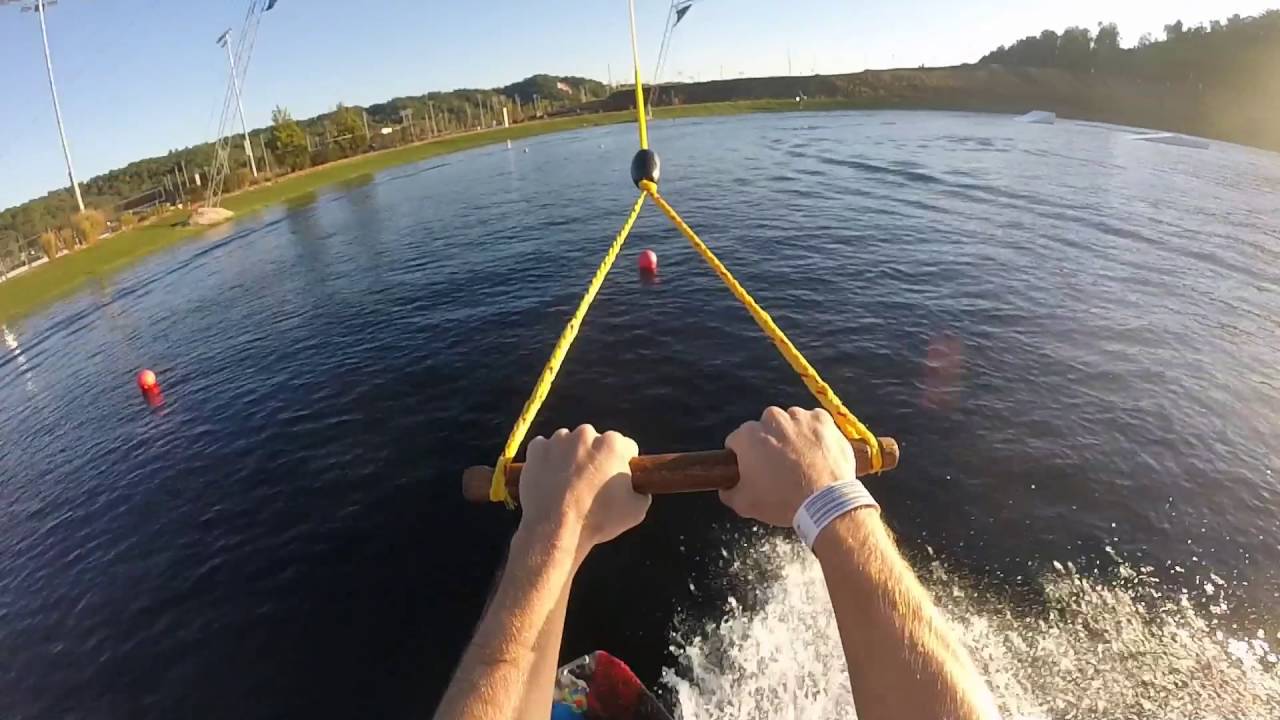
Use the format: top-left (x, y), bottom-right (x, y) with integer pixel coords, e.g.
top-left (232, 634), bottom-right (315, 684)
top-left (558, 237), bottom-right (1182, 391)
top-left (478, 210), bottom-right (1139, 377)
top-left (489, 193), bottom-right (646, 506)
top-left (489, 0), bottom-right (882, 506)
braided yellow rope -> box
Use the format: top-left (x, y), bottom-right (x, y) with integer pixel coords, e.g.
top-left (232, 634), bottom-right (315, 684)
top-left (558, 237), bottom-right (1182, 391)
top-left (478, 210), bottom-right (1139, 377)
top-left (487, 1), bottom-right (880, 507)
top-left (641, 182), bottom-right (884, 472)
top-left (489, 192), bottom-right (649, 506)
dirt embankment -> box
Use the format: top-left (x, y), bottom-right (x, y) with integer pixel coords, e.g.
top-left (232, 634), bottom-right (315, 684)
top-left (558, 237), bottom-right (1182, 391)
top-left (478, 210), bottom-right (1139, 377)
top-left (597, 64), bottom-right (1280, 152)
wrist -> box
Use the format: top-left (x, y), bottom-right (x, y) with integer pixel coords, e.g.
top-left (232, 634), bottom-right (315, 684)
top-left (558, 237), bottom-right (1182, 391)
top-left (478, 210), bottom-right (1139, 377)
top-left (513, 511), bottom-right (583, 557)
top-left (812, 508), bottom-right (887, 566)
top-left (793, 479), bottom-right (879, 549)
top-left (512, 513), bottom-right (593, 578)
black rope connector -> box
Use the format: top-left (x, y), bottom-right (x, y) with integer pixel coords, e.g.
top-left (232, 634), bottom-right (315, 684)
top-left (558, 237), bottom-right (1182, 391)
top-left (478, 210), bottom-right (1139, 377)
top-left (630, 149), bottom-right (660, 187)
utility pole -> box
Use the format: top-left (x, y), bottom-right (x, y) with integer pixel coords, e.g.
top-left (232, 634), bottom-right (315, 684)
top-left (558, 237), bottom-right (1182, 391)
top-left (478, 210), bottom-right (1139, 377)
top-left (466, 104), bottom-right (472, 129)
top-left (217, 29), bottom-right (259, 178)
top-left (400, 108), bottom-right (415, 140)
top-left (259, 135), bottom-right (272, 175)
top-left (787, 49), bottom-right (793, 76)
top-left (515, 95), bottom-right (522, 121)
top-left (19, 0), bottom-right (85, 212)
top-left (478, 98), bottom-right (486, 128)
top-left (428, 101), bottom-right (438, 136)
top-left (362, 110), bottom-right (370, 141)
top-left (607, 63), bottom-right (613, 89)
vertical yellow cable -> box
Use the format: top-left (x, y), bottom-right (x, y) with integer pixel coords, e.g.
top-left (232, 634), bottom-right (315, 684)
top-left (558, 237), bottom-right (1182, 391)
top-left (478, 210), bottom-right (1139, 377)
top-left (628, 0), bottom-right (650, 150)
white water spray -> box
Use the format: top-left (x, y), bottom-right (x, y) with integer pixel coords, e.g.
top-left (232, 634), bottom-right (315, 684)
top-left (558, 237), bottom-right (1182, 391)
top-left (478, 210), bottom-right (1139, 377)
top-left (663, 538), bottom-right (1280, 719)
top-left (3, 324), bottom-right (36, 393)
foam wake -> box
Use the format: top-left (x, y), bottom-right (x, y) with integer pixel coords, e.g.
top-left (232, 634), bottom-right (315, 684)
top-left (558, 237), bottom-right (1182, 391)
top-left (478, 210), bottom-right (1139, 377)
top-left (663, 538), bottom-right (1280, 719)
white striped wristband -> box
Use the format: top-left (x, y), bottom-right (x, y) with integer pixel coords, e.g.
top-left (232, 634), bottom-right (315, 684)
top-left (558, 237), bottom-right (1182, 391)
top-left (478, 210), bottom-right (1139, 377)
top-left (792, 480), bottom-right (879, 549)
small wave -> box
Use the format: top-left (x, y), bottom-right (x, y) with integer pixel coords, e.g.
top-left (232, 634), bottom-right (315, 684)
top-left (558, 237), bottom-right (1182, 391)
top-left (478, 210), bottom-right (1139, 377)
top-left (816, 155), bottom-right (947, 186)
top-left (380, 162), bottom-right (451, 185)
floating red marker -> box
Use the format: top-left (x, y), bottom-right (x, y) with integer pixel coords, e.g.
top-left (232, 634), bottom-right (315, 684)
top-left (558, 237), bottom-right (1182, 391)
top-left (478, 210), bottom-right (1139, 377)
top-left (137, 369), bottom-right (158, 392)
top-left (137, 369), bottom-right (164, 407)
top-left (637, 249), bottom-right (658, 273)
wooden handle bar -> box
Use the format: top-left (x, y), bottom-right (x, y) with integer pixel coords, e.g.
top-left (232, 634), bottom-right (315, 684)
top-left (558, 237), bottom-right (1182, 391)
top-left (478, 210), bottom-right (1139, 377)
top-left (462, 437), bottom-right (898, 503)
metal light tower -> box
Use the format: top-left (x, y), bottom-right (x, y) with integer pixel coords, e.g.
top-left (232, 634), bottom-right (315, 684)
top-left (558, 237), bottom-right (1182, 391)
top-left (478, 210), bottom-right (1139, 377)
top-left (217, 28), bottom-right (259, 178)
top-left (206, 0), bottom-right (276, 209)
top-left (5, 0), bottom-right (85, 212)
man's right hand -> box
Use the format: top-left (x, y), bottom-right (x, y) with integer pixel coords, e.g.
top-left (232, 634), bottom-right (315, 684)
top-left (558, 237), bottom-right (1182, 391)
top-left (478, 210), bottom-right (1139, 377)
top-left (720, 407), bottom-right (860, 526)
top-left (518, 425), bottom-right (649, 554)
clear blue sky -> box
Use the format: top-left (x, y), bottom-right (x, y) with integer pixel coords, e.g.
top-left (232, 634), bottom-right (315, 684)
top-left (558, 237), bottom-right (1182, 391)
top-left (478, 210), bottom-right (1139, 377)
top-left (1, 0), bottom-right (1273, 211)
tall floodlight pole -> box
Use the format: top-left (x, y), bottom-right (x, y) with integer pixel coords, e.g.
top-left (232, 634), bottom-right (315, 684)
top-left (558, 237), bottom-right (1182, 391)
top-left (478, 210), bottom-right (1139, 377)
top-left (217, 28), bottom-right (259, 178)
top-left (8, 0), bottom-right (86, 211)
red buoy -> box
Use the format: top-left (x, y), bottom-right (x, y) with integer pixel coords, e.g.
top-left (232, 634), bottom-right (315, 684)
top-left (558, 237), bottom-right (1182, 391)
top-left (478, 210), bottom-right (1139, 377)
top-left (637, 249), bottom-right (658, 273)
top-left (137, 369), bottom-right (158, 392)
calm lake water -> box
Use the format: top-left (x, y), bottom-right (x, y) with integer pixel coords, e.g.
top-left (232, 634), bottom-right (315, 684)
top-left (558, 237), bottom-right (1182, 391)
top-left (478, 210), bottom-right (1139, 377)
top-left (3, 111), bottom-right (1279, 718)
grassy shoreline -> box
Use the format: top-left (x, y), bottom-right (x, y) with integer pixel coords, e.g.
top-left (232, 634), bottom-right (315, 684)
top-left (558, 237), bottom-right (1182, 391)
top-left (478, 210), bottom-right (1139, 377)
top-left (0, 101), bottom-right (819, 324)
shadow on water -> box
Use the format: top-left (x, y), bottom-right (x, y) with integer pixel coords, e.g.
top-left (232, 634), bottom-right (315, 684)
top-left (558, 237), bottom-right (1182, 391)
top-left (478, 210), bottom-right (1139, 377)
top-left (338, 173), bottom-right (376, 191)
top-left (284, 203), bottom-right (334, 290)
top-left (285, 198), bottom-right (326, 243)
top-left (284, 190), bottom-right (320, 211)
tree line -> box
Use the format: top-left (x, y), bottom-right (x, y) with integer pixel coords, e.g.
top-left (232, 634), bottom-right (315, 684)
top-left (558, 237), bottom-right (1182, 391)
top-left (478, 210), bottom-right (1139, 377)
top-left (978, 9), bottom-right (1280, 85)
top-left (0, 74), bottom-right (607, 256)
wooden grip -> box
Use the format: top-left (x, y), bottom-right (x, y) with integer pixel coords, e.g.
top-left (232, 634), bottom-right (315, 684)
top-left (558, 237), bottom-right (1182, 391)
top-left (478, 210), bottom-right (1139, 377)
top-left (461, 437), bottom-right (898, 503)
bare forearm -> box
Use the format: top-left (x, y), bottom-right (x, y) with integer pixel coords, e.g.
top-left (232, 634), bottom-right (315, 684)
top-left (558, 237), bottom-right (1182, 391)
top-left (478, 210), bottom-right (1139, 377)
top-left (815, 510), bottom-right (998, 720)
top-left (435, 523), bottom-right (581, 720)
top-left (514, 551), bottom-right (586, 720)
